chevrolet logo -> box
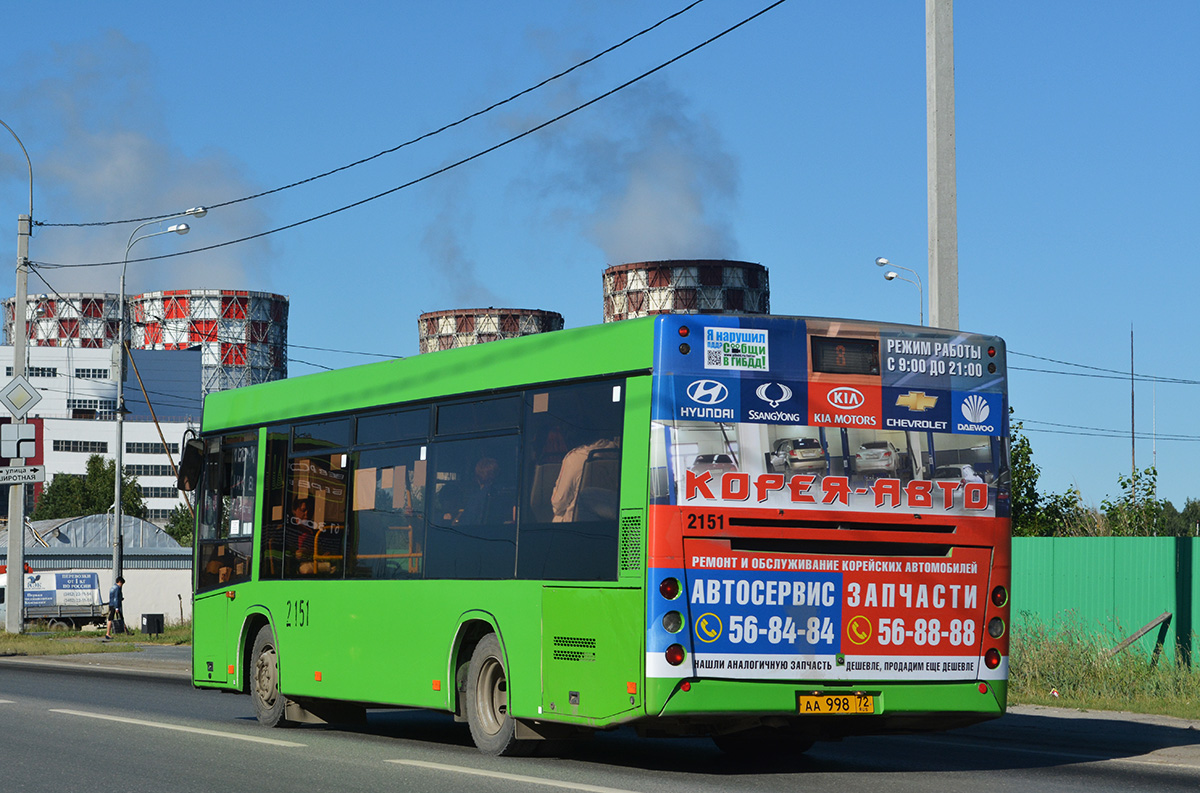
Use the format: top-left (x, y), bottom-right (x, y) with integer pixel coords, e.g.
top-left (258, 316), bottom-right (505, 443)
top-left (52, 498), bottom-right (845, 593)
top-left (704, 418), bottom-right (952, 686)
top-left (896, 391), bottom-right (938, 412)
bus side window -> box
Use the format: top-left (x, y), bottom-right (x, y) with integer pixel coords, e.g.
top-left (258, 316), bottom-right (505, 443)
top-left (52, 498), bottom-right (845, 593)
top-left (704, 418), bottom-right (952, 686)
top-left (424, 436), bottom-right (519, 580)
top-left (197, 434), bottom-right (257, 593)
top-left (259, 428), bottom-right (288, 580)
top-left (518, 379), bottom-right (625, 581)
top-left (284, 453), bottom-right (348, 579)
top-left (348, 445), bottom-right (426, 580)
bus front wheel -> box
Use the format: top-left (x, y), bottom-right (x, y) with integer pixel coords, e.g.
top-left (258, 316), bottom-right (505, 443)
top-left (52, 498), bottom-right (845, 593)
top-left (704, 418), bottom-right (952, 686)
top-left (465, 633), bottom-right (533, 756)
top-left (251, 625), bottom-right (294, 728)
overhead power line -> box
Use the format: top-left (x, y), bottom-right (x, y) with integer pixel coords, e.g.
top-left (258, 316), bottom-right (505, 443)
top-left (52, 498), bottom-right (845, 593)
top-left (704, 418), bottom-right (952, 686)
top-left (1009, 350), bottom-right (1200, 386)
top-left (34, 0), bottom-right (711, 229)
top-left (29, 0), bottom-right (791, 269)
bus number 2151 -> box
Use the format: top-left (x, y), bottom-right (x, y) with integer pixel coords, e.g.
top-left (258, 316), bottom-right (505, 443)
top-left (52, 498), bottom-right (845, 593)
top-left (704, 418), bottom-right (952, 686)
top-left (687, 513), bottom-right (725, 531)
top-left (286, 599), bottom-right (310, 628)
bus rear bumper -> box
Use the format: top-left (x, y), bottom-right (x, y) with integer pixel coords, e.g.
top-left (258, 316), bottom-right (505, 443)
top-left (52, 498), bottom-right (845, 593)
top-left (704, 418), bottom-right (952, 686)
top-left (639, 678), bottom-right (1006, 738)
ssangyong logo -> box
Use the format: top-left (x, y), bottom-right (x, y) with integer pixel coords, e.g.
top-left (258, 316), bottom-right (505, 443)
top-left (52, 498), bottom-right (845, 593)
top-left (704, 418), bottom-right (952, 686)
top-left (754, 382), bottom-right (793, 409)
top-left (827, 387), bottom-right (865, 410)
top-left (686, 379), bottom-right (729, 405)
top-left (961, 394), bottom-right (991, 423)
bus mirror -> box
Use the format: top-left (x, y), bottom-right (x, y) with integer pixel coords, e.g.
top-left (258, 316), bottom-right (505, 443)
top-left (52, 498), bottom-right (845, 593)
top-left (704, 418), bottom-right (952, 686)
top-left (178, 438), bottom-right (205, 492)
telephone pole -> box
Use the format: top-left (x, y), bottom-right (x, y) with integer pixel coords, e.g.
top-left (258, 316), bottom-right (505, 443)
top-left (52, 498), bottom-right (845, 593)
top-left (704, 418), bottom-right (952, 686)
top-left (2, 118), bottom-right (32, 634)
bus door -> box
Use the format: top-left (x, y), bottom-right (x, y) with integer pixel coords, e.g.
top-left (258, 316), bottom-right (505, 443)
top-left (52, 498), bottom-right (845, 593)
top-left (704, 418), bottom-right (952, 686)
top-left (193, 432), bottom-right (258, 684)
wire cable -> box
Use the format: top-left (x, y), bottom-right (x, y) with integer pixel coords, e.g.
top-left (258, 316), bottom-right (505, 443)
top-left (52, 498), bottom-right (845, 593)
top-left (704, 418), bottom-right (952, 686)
top-left (29, 0), bottom-right (791, 268)
top-left (35, 0), bottom-right (711, 229)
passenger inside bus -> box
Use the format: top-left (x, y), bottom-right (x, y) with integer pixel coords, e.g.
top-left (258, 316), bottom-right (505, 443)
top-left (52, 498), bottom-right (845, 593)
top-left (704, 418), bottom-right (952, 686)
top-left (551, 435), bottom-right (620, 522)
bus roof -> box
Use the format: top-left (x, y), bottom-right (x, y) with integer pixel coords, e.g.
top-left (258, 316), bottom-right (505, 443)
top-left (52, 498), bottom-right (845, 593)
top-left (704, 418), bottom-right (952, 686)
top-left (200, 315), bottom-right (658, 433)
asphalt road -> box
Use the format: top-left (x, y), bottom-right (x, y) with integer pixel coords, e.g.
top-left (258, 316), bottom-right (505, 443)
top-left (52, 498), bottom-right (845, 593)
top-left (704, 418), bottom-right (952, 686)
top-left (1, 649), bottom-right (1198, 793)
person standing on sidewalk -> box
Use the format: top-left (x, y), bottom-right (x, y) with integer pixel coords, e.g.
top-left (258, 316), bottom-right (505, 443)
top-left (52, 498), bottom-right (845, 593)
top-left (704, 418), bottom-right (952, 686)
top-left (104, 576), bottom-right (125, 640)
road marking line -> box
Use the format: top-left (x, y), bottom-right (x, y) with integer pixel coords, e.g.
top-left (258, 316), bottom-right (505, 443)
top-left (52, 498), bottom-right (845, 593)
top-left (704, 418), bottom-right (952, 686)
top-left (0, 699), bottom-right (13, 704)
top-left (49, 709), bottom-right (306, 747)
top-left (386, 759), bottom-right (644, 793)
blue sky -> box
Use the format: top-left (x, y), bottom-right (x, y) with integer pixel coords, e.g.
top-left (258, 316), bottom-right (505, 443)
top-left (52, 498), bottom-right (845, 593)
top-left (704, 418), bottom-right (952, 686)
top-left (1, 1), bottom-right (1197, 509)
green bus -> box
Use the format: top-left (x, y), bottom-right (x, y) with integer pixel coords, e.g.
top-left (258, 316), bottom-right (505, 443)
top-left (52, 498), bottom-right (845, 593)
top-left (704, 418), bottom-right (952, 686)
top-left (182, 313), bottom-right (1011, 756)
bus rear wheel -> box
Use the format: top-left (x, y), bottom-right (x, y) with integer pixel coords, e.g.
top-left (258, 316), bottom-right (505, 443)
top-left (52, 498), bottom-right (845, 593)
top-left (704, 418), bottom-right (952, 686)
top-left (251, 625), bottom-right (294, 728)
top-left (465, 633), bottom-right (533, 756)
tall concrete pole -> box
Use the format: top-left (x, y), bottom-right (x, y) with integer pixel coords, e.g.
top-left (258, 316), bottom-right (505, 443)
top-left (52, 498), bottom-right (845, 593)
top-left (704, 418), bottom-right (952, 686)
top-left (927, 0), bottom-right (958, 329)
top-left (2, 117), bottom-right (32, 634)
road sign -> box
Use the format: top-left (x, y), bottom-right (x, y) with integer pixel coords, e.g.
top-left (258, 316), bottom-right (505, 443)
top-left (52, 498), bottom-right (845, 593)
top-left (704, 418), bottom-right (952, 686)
top-left (0, 376), bottom-right (41, 420)
top-left (0, 466), bottom-right (44, 485)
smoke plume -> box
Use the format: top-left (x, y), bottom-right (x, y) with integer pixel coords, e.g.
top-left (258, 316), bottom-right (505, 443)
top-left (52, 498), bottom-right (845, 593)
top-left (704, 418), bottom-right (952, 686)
top-left (0, 31), bottom-right (274, 298)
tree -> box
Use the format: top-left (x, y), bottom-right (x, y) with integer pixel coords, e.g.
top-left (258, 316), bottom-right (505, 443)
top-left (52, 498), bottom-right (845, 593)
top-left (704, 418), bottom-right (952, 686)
top-left (163, 503), bottom-right (195, 547)
top-left (1008, 416), bottom-right (1044, 536)
top-left (32, 454), bottom-right (147, 521)
top-left (1009, 410), bottom-right (1096, 536)
top-left (1100, 466), bottom-right (1164, 536)
top-left (1159, 498), bottom-right (1200, 537)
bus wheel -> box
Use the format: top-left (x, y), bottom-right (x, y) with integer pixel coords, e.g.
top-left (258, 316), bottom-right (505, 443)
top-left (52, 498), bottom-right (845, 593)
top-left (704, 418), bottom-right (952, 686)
top-left (466, 633), bottom-right (533, 756)
top-left (712, 727), bottom-right (813, 758)
top-left (251, 625), bottom-right (294, 728)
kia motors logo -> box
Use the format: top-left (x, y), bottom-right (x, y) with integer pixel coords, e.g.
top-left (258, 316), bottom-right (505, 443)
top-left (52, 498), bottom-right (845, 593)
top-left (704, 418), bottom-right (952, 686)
top-left (827, 387), bottom-right (865, 410)
top-left (686, 379), bottom-right (729, 405)
top-left (754, 382), bottom-right (793, 409)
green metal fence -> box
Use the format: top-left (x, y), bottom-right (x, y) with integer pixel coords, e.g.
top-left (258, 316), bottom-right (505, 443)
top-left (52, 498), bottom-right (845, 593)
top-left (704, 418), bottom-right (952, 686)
top-left (1012, 537), bottom-right (1199, 664)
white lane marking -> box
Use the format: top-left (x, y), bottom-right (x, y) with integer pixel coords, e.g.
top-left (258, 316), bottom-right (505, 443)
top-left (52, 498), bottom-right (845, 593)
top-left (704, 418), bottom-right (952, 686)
top-left (0, 699), bottom-right (13, 704)
top-left (49, 709), bottom-right (306, 747)
top-left (902, 733), bottom-right (1200, 772)
top-left (387, 759), bottom-right (644, 793)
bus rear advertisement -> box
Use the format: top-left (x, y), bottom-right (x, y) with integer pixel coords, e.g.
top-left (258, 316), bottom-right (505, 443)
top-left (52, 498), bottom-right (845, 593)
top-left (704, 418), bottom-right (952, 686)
top-left (183, 313), bottom-right (1010, 756)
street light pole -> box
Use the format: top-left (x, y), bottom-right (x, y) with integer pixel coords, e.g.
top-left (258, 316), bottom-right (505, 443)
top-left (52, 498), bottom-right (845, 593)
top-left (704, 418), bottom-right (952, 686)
top-left (876, 257), bottom-right (925, 326)
top-left (113, 209), bottom-right (203, 578)
top-left (2, 118), bottom-right (32, 634)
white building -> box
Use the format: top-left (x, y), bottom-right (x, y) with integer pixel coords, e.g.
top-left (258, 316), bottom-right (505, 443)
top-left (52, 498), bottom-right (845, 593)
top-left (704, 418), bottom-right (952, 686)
top-left (2, 345), bottom-right (201, 524)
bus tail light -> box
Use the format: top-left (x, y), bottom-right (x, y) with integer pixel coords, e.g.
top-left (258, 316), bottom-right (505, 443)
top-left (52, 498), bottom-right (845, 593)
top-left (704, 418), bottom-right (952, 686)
top-left (665, 644), bottom-right (686, 666)
top-left (987, 618), bottom-right (1005, 639)
top-left (991, 586), bottom-right (1008, 607)
top-left (662, 611), bottom-right (684, 634)
top-left (660, 577), bottom-right (680, 600)
top-left (984, 648), bottom-right (1001, 669)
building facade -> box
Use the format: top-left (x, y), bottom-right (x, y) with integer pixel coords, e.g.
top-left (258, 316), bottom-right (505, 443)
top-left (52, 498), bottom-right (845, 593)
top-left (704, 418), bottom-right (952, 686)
top-left (1, 345), bottom-right (200, 524)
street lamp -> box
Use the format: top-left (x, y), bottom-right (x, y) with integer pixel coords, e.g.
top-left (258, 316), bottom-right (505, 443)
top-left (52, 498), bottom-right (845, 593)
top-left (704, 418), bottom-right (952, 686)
top-left (875, 256), bottom-right (924, 326)
top-left (113, 208), bottom-right (204, 578)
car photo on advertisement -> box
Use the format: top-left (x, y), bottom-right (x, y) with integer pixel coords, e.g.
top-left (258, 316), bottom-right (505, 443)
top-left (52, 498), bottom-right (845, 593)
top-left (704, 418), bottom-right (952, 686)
top-left (932, 463), bottom-right (985, 484)
top-left (689, 453), bottom-right (737, 475)
top-left (770, 438), bottom-right (826, 474)
top-left (854, 440), bottom-right (904, 478)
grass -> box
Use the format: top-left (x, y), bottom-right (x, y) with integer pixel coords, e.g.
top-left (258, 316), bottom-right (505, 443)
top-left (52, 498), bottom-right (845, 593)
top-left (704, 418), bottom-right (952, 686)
top-left (0, 619), bottom-right (191, 657)
top-left (1009, 613), bottom-right (1200, 720)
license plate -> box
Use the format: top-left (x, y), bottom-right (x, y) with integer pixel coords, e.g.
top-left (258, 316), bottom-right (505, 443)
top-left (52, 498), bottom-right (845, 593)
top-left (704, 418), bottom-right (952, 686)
top-left (797, 693), bottom-right (874, 715)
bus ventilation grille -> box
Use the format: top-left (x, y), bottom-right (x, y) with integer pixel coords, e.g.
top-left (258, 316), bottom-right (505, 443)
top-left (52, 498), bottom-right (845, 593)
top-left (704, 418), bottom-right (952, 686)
top-left (619, 512), bottom-right (643, 571)
top-left (552, 636), bottom-right (597, 662)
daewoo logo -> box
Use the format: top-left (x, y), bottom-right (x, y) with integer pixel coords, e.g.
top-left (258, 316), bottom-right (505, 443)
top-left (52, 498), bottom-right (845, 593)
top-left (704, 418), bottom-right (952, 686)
top-left (827, 387), bottom-right (865, 410)
top-left (961, 394), bottom-right (991, 423)
top-left (754, 382), bottom-right (793, 409)
top-left (686, 379), bottom-right (729, 405)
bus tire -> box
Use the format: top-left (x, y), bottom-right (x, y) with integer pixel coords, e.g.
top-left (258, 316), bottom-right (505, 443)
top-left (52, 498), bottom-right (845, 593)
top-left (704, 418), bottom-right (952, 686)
top-left (250, 625), bottom-right (295, 728)
top-left (465, 633), bottom-right (533, 756)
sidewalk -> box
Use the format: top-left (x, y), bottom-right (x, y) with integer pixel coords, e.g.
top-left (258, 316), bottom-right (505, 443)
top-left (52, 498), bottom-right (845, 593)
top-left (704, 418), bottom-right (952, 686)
top-left (0, 641), bottom-right (191, 678)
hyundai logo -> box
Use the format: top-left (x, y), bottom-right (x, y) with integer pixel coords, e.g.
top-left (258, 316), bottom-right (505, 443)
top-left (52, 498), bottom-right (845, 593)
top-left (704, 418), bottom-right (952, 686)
top-left (686, 379), bottom-right (729, 405)
top-left (827, 387), bottom-right (865, 410)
